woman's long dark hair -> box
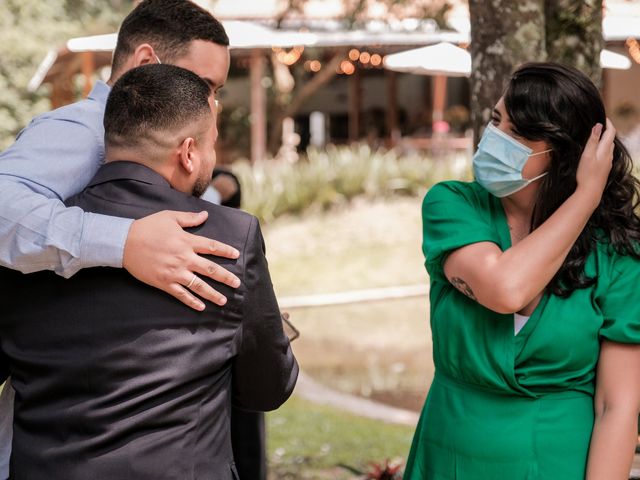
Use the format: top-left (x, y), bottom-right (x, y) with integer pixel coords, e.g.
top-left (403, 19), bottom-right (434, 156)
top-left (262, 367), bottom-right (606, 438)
top-left (504, 62), bottom-right (640, 297)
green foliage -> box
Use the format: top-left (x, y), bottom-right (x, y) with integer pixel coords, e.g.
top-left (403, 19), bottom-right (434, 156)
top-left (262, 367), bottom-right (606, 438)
top-left (267, 396), bottom-right (413, 479)
top-left (0, 0), bottom-right (131, 150)
top-left (234, 144), bottom-right (470, 223)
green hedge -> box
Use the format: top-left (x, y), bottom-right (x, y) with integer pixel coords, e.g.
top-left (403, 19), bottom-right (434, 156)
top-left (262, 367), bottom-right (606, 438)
top-left (234, 144), bottom-right (471, 223)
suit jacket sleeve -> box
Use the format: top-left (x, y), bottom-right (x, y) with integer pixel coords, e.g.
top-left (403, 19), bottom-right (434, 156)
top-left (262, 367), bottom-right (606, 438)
top-left (231, 217), bottom-right (299, 411)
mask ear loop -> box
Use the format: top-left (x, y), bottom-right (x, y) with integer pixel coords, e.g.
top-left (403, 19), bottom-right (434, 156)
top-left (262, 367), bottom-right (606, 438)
top-left (528, 148), bottom-right (552, 157)
top-left (524, 149), bottom-right (552, 183)
top-left (526, 171), bottom-right (549, 183)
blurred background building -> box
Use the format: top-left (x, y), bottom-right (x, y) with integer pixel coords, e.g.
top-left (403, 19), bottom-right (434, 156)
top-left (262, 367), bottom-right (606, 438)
top-left (24, 0), bottom-right (640, 163)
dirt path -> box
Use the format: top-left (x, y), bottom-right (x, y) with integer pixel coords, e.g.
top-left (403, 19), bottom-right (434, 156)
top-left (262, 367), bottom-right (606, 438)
top-left (293, 371), bottom-right (420, 427)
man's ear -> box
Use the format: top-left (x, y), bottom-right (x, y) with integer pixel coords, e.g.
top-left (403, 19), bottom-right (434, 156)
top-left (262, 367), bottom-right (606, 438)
top-left (132, 43), bottom-right (158, 68)
top-left (178, 137), bottom-right (197, 174)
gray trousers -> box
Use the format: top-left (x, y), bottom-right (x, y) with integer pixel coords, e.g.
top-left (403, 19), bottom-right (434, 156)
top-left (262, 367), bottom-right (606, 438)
top-left (0, 381), bottom-right (13, 480)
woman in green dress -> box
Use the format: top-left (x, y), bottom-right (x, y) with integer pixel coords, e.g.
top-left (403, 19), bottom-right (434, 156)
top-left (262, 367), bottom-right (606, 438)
top-left (404, 63), bottom-right (640, 479)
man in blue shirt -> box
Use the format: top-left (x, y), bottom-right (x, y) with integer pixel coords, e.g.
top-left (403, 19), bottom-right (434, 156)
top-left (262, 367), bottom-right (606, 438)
top-left (0, 63), bottom-right (297, 480)
top-left (0, 0), bottom-right (239, 308)
top-left (0, 1), bottom-right (266, 478)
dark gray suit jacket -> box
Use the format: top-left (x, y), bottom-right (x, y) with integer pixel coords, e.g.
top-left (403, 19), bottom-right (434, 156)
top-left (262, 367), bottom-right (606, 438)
top-left (0, 161), bottom-right (298, 480)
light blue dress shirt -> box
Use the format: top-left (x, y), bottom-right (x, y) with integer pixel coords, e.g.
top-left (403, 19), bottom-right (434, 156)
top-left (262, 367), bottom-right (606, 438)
top-left (0, 81), bottom-right (132, 478)
top-left (0, 81), bottom-right (132, 277)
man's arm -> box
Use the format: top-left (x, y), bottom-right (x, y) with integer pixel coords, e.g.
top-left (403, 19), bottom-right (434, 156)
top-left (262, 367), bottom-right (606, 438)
top-left (231, 217), bottom-right (298, 411)
top-left (0, 177), bottom-right (131, 276)
top-left (0, 115), bottom-right (128, 276)
top-left (0, 115), bottom-right (240, 309)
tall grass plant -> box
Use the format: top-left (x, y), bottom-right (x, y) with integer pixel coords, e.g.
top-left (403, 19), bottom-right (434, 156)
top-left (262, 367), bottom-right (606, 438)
top-left (233, 144), bottom-right (471, 223)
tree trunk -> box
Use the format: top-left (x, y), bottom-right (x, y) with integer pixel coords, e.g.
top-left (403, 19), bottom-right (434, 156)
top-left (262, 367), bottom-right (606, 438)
top-left (545, 0), bottom-right (603, 88)
top-left (468, 0), bottom-right (546, 144)
top-left (468, 0), bottom-right (604, 145)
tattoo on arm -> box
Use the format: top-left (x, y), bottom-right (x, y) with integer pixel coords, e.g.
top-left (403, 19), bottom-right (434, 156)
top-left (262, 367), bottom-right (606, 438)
top-left (450, 277), bottom-right (477, 301)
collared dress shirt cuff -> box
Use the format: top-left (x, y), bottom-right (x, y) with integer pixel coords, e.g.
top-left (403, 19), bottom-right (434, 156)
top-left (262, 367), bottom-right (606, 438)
top-left (80, 212), bottom-right (133, 269)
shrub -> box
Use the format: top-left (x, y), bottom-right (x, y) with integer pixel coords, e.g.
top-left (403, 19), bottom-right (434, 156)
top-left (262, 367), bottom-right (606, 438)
top-left (233, 144), bottom-right (471, 223)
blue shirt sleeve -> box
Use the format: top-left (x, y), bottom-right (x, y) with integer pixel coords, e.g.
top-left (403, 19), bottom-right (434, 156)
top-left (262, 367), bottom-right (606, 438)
top-left (0, 101), bottom-right (132, 277)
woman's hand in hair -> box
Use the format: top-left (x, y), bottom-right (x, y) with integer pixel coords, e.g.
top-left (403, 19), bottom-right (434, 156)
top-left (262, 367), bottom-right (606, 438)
top-left (575, 118), bottom-right (616, 209)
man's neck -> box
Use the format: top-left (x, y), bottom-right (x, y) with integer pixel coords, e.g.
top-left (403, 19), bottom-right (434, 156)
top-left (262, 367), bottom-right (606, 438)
top-left (105, 152), bottom-right (191, 195)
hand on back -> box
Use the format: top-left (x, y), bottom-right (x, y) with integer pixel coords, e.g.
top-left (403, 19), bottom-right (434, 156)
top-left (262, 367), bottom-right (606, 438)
top-left (123, 210), bottom-right (241, 311)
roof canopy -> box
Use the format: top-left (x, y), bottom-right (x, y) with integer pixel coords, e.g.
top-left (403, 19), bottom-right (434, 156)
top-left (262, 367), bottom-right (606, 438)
top-left (29, 4), bottom-right (640, 92)
top-left (383, 42), bottom-right (632, 78)
top-left (29, 20), bottom-right (466, 90)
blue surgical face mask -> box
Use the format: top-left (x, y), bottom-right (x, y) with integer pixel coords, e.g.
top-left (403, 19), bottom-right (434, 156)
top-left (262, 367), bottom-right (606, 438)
top-left (473, 123), bottom-right (551, 198)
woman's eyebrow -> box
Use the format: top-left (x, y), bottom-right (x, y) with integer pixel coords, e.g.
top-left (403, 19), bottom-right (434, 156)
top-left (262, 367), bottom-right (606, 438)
top-left (492, 108), bottom-right (502, 118)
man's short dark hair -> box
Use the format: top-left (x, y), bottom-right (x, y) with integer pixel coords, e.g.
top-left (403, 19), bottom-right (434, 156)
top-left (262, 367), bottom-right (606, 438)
top-left (104, 64), bottom-right (212, 149)
top-left (112, 0), bottom-right (229, 72)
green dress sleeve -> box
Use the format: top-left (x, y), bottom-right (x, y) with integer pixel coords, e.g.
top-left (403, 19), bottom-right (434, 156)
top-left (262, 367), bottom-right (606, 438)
top-left (422, 181), bottom-right (503, 282)
top-left (599, 251), bottom-right (640, 343)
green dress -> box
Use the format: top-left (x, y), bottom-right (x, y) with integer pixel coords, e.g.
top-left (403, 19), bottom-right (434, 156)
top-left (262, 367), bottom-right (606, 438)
top-left (404, 181), bottom-right (640, 480)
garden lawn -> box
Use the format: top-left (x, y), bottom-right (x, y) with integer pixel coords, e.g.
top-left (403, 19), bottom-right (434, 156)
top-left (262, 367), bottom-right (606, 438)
top-left (262, 196), bottom-right (433, 410)
top-left (261, 195), bottom-right (434, 477)
top-left (267, 396), bottom-right (415, 480)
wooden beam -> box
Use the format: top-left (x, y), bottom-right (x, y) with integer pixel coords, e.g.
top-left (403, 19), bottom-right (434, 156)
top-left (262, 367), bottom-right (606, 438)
top-left (51, 78), bottom-right (75, 109)
top-left (423, 76), bottom-right (433, 125)
top-left (385, 70), bottom-right (399, 146)
top-left (432, 74), bottom-right (447, 123)
top-left (249, 50), bottom-right (267, 164)
top-left (348, 67), bottom-right (361, 142)
top-left (50, 54), bottom-right (83, 108)
top-left (81, 51), bottom-right (95, 98)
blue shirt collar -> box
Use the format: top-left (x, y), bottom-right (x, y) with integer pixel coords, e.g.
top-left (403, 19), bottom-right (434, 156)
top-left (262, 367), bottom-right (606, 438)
top-left (87, 80), bottom-right (111, 105)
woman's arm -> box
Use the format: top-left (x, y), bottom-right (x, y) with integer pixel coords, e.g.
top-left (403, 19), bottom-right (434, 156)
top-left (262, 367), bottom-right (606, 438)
top-left (586, 341), bottom-right (640, 480)
top-left (443, 120), bottom-right (616, 314)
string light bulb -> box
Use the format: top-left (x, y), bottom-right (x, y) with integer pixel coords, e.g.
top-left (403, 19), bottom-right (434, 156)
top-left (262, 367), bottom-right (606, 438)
top-left (626, 38), bottom-right (640, 64)
top-left (341, 60), bottom-right (356, 75)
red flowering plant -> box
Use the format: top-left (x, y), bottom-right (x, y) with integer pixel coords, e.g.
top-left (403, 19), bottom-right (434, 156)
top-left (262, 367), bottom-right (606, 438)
top-left (364, 459), bottom-right (403, 480)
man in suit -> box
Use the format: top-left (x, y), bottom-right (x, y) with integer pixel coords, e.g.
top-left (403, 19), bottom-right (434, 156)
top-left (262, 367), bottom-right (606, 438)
top-left (0, 64), bottom-right (298, 480)
top-left (0, 2), bottom-right (271, 477)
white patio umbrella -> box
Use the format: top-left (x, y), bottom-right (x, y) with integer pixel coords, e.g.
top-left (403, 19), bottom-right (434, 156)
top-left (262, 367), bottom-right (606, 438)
top-left (600, 49), bottom-right (632, 70)
top-left (383, 42), bottom-right (631, 77)
top-left (383, 42), bottom-right (631, 126)
top-left (383, 42), bottom-right (471, 125)
top-left (383, 41), bottom-right (471, 77)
